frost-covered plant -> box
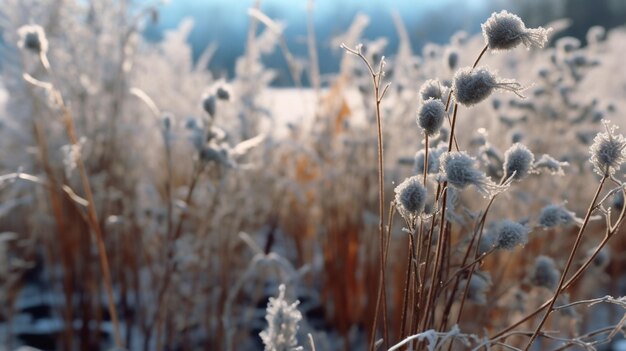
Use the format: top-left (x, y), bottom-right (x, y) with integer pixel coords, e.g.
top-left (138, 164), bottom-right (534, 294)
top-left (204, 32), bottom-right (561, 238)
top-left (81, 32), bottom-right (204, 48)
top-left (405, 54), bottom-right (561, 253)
top-left (538, 203), bottom-right (581, 229)
top-left (530, 255), bottom-right (560, 290)
top-left (502, 143), bottom-right (534, 181)
top-left (533, 154), bottom-right (569, 176)
top-left (439, 151), bottom-right (500, 196)
top-left (260, 284), bottom-right (303, 351)
top-left (481, 10), bottom-right (551, 52)
top-left (452, 66), bottom-right (524, 107)
top-left (589, 120), bottom-right (626, 176)
top-left (414, 147), bottom-right (444, 174)
top-left (418, 78), bottom-right (447, 102)
top-left (459, 271), bottom-right (492, 305)
top-left (417, 98), bottom-right (446, 137)
top-left (395, 176), bottom-right (427, 219)
top-left (493, 219), bottom-right (529, 250)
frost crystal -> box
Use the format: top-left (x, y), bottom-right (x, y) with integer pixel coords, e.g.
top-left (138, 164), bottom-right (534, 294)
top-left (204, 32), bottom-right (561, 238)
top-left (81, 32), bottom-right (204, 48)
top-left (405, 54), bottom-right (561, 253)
top-left (493, 219), bottom-right (529, 250)
top-left (481, 11), bottom-right (551, 52)
top-left (453, 66), bottom-right (524, 107)
top-left (503, 143), bottom-right (534, 181)
top-left (417, 98), bottom-right (446, 137)
top-left (589, 120), bottom-right (626, 176)
top-left (260, 284), bottom-right (303, 351)
top-left (395, 176), bottom-right (427, 216)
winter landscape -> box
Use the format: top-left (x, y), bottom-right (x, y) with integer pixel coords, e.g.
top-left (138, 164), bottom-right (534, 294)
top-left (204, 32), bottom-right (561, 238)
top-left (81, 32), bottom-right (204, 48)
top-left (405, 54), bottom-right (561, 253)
top-left (1, 0), bottom-right (626, 350)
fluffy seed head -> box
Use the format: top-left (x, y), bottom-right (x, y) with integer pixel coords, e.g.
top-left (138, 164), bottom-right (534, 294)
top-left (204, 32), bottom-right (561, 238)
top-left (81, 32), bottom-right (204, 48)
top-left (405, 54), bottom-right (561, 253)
top-left (417, 98), bottom-right (446, 137)
top-left (493, 219), bottom-right (529, 250)
top-left (419, 79), bottom-right (447, 102)
top-left (395, 176), bottom-right (427, 216)
top-left (446, 49), bottom-right (459, 70)
top-left (460, 271), bottom-right (492, 305)
top-left (538, 204), bottom-right (579, 229)
top-left (453, 66), bottom-right (524, 107)
top-left (259, 284), bottom-right (302, 351)
top-left (477, 232), bottom-right (496, 255)
top-left (534, 154), bottom-right (569, 176)
top-left (503, 143), bottom-right (535, 181)
top-left (440, 151), bottom-right (501, 196)
top-left (589, 120), bottom-right (626, 176)
top-left (530, 256), bottom-right (560, 290)
top-left (481, 11), bottom-right (551, 52)
top-left (17, 25), bottom-right (48, 54)
top-left (414, 147), bottom-right (445, 175)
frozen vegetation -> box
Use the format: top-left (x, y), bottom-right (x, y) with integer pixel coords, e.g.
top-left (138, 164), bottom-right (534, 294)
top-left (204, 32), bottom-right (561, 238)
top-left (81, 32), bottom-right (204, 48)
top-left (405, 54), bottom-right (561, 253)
top-left (1, 1), bottom-right (626, 350)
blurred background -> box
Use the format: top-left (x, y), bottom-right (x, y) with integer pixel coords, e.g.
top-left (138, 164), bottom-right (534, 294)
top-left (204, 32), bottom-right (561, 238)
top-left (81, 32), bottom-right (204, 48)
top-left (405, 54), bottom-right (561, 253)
top-left (139, 0), bottom-right (626, 85)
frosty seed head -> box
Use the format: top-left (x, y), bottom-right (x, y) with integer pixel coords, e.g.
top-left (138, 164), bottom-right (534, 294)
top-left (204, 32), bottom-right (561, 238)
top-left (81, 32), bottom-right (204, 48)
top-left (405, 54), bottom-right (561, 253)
top-left (453, 66), bottom-right (524, 107)
top-left (395, 176), bottom-right (427, 216)
top-left (481, 11), bottom-right (551, 52)
top-left (446, 49), bottom-right (459, 70)
top-left (417, 98), bottom-right (446, 137)
top-left (538, 204), bottom-right (578, 229)
top-left (259, 284), bottom-right (302, 351)
top-left (530, 255), bottom-right (560, 290)
top-left (460, 271), bottom-right (492, 305)
top-left (534, 154), bottom-right (568, 176)
top-left (589, 120), bottom-right (626, 176)
top-left (477, 231), bottom-right (496, 255)
top-left (493, 219), bottom-right (529, 250)
top-left (414, 147), bottom-right (442, 175)
top-left (17, 25), bottom-right (48, 54)
top-left (202, 94), bottom-right (217, 117)
top-left (419, 79), bottom-right (446, 102)
top-left (439, 151), bottom-right (502, 196)
top-left (503, 143), bottom-right (534, 181)
top-left (511, 131), bottom-right (524, 143)
top-left (440, 151), bottom-right (480, 189)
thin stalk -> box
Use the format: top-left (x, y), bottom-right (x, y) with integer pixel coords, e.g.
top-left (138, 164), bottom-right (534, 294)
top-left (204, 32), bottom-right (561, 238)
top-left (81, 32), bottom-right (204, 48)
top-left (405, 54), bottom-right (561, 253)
top-left (341, 43), bottom-right (389, 351)
top-left (399, 231), bottom-right (415, 343)
top-left (37, 53), bottom-right (123, 347)
top-left (155, 162), bottom-right (204, 350)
